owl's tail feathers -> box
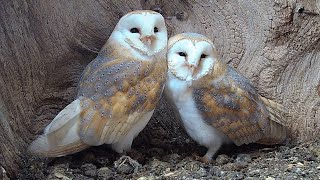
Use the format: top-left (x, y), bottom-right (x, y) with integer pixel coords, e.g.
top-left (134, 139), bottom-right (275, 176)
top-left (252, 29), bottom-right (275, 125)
top-left (258, 97), bottom-right (288, 145)
top-left (28, 135), bottom-right (89, 157)
top-left (28, 99), bottom-right (90, 157)
top-left (260, 96), bottom-right (287, 126)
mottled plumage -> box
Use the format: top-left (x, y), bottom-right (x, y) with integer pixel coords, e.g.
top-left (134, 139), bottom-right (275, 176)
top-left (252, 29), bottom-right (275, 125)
top-left (29, 10), bottom-right (168, 157)
top-left (77, 55), bottom-right (166, 148)
top-left (165, 33), bottom-right (287, 163)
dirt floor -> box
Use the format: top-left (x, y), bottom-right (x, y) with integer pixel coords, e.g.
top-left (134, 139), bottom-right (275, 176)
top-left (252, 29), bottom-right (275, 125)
top-left (18, 135), bottom-right (319, 180)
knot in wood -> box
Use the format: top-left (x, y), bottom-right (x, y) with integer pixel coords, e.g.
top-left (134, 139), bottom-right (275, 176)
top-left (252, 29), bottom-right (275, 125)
top-left (151, 5), bottom-right (163, 15)
top-left (175, 11), bottom-right (188, 21)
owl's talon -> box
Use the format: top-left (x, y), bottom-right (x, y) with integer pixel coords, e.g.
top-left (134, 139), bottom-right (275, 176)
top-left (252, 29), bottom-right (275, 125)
top-left (192, 152), bottom-right (200, 160)
top-left (200, 156), bottom-right (211, 164)
top-left (192, 153), bottom-right (211, 164)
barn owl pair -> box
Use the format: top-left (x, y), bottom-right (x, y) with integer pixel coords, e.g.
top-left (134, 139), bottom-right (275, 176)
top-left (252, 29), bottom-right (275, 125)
top-left (29, 10), bottom-right (287, 162)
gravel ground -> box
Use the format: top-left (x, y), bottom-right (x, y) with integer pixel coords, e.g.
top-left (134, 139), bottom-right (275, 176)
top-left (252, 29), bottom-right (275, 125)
top-left (18, 137), bottom-right (319, 180)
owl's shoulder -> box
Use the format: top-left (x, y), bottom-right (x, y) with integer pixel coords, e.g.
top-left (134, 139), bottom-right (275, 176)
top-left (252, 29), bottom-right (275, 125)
top-left (191, 64), bottom-right (270, 145)
top-left (225, 66), bottom-right (258, 96)
top-left (77, 54), bottom-right (166, 108)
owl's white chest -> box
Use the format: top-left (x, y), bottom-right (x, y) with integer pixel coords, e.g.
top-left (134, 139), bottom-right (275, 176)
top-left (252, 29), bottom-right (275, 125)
top-left (165, 74), bottom-right (231, 148)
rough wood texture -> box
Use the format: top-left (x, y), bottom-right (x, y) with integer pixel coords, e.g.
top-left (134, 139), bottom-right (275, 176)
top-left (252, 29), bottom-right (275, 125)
top-left (0, 0), bottom-right (319, 177)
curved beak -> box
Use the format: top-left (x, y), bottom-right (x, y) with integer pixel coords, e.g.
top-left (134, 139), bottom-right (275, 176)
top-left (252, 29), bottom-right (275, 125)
top-left (188, 62), bottom-right (198, 69)
top-left (187, 61), bottom-right (199, 77)
top-left (140, 35), bottom-right (156, 47)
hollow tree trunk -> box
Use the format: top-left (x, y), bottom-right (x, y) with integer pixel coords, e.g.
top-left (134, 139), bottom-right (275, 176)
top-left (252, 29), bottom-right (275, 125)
top-left (0, 0), bottom-right (319, 178)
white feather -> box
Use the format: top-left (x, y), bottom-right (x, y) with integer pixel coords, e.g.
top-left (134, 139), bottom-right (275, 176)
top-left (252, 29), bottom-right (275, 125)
top-left (44, 99), bottom-right (81, 134)
top-left (28, 99), bottom-right (88, 157)
top-left (165, 73), bottom-right (231, 158)
top-left (111, 110), bottom-right (154, 153)
top-left (107, 12), bottom-right (167, 61)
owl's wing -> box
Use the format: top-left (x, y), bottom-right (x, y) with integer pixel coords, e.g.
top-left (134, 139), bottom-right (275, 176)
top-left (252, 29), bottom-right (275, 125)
top-left (194, 66), bottom-right (271, 146)
top-left (77, 55), bottom-right (166, 146)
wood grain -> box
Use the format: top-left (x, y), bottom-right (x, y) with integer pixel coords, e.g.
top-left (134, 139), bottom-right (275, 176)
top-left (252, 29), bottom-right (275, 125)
top-left (0, 0), bottom-right (319, 177)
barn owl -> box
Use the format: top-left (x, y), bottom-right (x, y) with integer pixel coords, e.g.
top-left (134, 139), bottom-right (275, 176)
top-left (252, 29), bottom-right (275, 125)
top-left (165, 33), bottom-right (287, 163)
top-left (28, 10), bottom-right (168, 157)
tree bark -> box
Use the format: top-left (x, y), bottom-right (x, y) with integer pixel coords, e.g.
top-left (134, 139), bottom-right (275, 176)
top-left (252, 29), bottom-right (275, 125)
top-left (0, 0), bottom-right (319, 178)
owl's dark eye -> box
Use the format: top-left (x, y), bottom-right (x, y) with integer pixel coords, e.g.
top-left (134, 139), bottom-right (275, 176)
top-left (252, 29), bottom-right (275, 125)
top-left (178, 52), bottom-right (187, 57)
top-left (130, 28), bottom-right (139, 33)
top-left (201, 54), bottom-right (207, 58)
top-left (154, 27), bottom-right (159, 33)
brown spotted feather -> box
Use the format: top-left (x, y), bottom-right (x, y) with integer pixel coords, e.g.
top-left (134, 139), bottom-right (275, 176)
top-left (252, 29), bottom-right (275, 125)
top-left (192, 61), bottom-right (286, 146)
top-left (77, 54), bottom-right (166, 146)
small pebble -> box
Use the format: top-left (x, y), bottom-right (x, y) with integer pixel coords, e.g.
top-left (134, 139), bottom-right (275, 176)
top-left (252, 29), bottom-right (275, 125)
top-left (81, 163), bottom-right (97, 171)
top-left (265, 177), bottom-right (275, 180)
top-left (300, 171), bottom-right (307, 177)
top-left (184, 161), bottom-right (201, 171)
top-left (116, 163), bottom-right (133, 174)
top-left (286, 164), bottom-right (294, 172)
top-left (248, 169), bottom-right (260, 176)
top-left (235, 154), bottom-right (252, 164)
top-left (162, 153), bottom-right (181, 164)
top-left (96, 157), bottom-right (109, 166)
top-left (147, 158), bottom-right (171, 176)
top-left (224, 163), bottom-right (244, 171)
top-left (296, 162), bottom-right (304, 167)
top-left (215, 154), bottom-right (230, 165)
top-left (289, 157), bottom-right (299, 163)
top-left (305, 154), bottom-right (316, 161)
top-left (84, 169), bottom-right (97, 177)
top-left (209, 166), bottom-right (222, 177)
top-left (294, 167), bottom-right (302, 174)
top-left (114, 156), bottom-right (141, 174)
top-left (233, 154), bottom-right (251, 169)
top-left (97, 167), bottom-right (112, 179)
top-left (196, 167), bottom-right (207, 177)
top-left (54, 172), bottom-right (72, 180)
top-left (137, 177), bottom-right (156, 180)
top-left (226, 172), bottom-right (244, 180)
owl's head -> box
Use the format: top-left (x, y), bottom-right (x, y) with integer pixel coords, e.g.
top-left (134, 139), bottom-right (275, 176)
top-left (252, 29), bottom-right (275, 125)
top-left (110, 10), bottom-right (167, 58)
top-left (167, 33), bottom-right (218, 81)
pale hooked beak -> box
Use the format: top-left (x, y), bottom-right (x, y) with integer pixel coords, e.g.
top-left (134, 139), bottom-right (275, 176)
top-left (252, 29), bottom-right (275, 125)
top-left (188, 62), bottom-right (198, 70)
top-left (140, 35), bottom-right (155, 47)
top-left (188, 62), bottom-right (198, 77)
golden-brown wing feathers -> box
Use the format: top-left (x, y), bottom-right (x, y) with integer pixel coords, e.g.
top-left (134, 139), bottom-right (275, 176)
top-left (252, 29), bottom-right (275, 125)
top-left (77, 55), bottom-right (167, 146)
top-left (193, 63), bottom-right (272, 146)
